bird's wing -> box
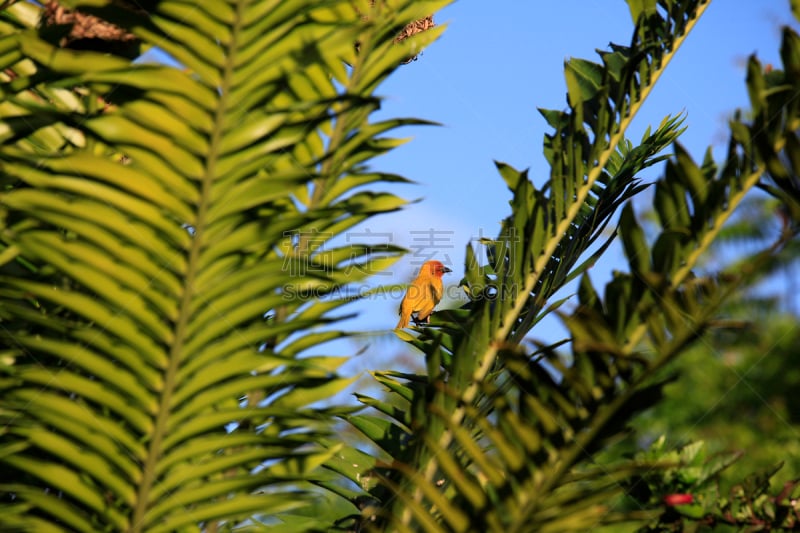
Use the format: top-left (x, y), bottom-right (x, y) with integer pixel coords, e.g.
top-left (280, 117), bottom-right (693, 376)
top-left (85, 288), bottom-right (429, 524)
top-left (413, 281), bottom-right (438, 321)
top-left (432, 278), bottom-right (443, 303)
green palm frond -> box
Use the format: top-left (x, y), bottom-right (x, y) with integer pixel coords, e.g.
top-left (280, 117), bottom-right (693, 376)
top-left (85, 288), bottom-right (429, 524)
top-left (0, 1), bottom-right (450, 531)
top-left (344, 1), bottom-right (800, 531)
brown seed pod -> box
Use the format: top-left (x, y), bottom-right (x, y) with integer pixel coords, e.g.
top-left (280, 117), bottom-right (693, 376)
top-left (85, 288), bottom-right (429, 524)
top-left (40, 1), bottom-right (142, 58)
top-left (358, 1), bottom-right (436, 63)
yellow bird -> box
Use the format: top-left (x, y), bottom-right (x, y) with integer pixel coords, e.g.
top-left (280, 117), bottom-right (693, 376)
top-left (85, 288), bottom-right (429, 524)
top-left (396, 260), bottom-right (452, 329)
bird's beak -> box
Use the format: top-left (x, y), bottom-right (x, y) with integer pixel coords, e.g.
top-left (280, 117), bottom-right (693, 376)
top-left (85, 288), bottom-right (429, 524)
top-left (443, 267), bottom-right (452, 273)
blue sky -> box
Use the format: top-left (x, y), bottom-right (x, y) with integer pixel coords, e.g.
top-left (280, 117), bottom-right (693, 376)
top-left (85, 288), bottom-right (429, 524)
top-left (333, 0), bottom-right (799, 371)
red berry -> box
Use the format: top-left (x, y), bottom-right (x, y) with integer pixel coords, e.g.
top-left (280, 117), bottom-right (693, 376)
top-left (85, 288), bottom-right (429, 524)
top-left (663, 493), bottom-right (694, 506)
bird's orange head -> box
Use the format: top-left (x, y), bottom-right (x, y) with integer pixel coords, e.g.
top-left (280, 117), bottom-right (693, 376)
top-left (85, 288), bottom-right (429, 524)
top-left (421, 260), bottom-right (452, 278)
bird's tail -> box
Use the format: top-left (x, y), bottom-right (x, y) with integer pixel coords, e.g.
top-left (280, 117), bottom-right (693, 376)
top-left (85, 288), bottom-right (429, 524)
top-left (396, 313), bottom-right (410, 329)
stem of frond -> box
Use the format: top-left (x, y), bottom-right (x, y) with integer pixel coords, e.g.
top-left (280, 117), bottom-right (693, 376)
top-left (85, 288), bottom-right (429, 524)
top-left (411, 0), bottom-right (712, 522)
top-left (128, 4), bottom-right (243, 531)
